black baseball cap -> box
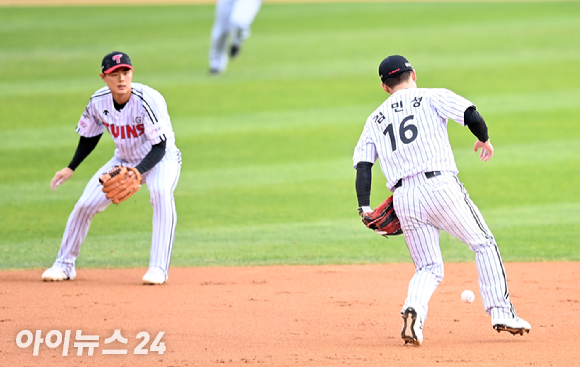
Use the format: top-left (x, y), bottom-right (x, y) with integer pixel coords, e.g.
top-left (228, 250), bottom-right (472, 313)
top-left (101, 51), bottom-right (133, 74)
top-left (379, 55), bottom-right (413, 83)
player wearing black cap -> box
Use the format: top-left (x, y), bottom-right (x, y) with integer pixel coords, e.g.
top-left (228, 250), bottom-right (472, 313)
top-left (353, 55), bottom-right (531, 346)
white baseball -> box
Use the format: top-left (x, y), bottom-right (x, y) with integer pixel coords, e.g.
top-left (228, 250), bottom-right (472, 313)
top-left (461, 290), bottom-right (475, 303)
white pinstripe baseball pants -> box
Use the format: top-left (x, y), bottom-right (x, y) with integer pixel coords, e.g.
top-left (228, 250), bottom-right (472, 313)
top-left (394, 171), bottom-right (517, 323)
top-left (209, 0), bottom-right (262, 72)
top-left (52, 151), bottom-right (181, 277)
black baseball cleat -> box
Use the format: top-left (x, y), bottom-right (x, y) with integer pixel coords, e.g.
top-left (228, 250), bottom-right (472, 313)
top-left (229, 44), bottom-right (240, 58)
top-left (492, 317), bottom-right (531, 336)
top-left (401, 307), bottom-right (423, 346)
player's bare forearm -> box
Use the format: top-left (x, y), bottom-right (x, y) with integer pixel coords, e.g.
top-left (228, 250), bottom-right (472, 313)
top-left (51, 167), bottom-right (74, 191)
top-left (473, 139), bottom-right (494, 162)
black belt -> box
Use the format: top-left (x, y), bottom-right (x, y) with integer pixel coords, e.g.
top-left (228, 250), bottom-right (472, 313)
top-left (394, 171), bottom-right (441, 189)
top-left (425, 171), bottom-right (441, 179)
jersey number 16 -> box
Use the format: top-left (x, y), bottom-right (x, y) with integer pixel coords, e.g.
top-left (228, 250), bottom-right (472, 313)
top-left (383, 115), bottom-right (418, 151)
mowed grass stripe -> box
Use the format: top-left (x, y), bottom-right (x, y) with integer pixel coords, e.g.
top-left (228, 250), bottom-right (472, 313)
top-left (2, 4), bottom-right (579, 88)
top-left (3, 46), bottom-right (580, 97)
top-left (1, 2), bottom-right (579, 270)
top-left (5, 199), bottom-right (578, 270)
top-left (4, 133), bottom-right (578, 208)
top-left (4, 85), bottom-right (580, 151)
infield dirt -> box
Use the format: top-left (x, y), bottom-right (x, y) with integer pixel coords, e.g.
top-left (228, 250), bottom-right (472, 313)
top-left (1, 262), bottom-right (578, 366)
top-left (1, 1), bottom-right (577, 366)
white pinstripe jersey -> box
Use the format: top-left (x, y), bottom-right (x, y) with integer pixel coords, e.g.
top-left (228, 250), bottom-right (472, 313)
top-left (76, 83), bottom-right (177, 163)
top-left (353, 88), bottom-right (474, 191)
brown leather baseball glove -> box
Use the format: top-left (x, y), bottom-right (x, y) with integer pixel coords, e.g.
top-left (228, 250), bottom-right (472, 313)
top-left (361, 196), bottom-right (403, 237)
top-left (99, 166), bottom-right (142, 204)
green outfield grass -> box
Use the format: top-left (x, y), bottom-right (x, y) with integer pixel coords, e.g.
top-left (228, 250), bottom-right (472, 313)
top-left (1, 2), bottom-right (579, 270)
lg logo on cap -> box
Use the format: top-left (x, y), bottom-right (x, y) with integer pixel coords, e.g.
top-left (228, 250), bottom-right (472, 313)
top-left (112, 54), bottom-right (123, 64)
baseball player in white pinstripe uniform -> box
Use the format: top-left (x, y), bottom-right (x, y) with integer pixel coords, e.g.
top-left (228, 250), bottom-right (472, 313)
top-left (353, 55), bottom-right (531, 345)
top-left (209, 0), bottom-right (262, 74)
top-left (42, 51), bottom-right (181, 285)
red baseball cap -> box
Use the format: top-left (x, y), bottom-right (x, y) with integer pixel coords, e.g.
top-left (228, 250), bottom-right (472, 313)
top-left (101, 51), bottom-right (133, 74)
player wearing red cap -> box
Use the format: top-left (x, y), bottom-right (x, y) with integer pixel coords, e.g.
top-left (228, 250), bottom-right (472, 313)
top-left (43, 51), bottom-right (181, 285)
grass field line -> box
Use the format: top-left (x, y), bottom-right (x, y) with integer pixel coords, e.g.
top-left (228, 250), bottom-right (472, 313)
top-left (0, 6), bottom-right (210, 31)
top-left (255, 15), bottom-right (580, 38)
top-left (0, 158), bottom-right (352, 205)
top-left (3, 153), bottom-right (579, 222)
top-left (1, 8), bottom-right (577, 45)
top-left (178, 136), bottom-right (580, 190)
top-left (178, 158), bottom-right (352, 191)
top-left (3, 138), bottom-right (578, 185)
top-left (173, 86), bottom-right (580, 135)
top-left (2, 44), bottom-right (580, 97)
top-left (7, 200), bottom-right (577, 251)
top-left (1, 9), bottom-right (577, 38)
top-left (483, 202), bottom-right (580, 228)
top-left (176, 201), bottom-right (580, 235)
top-left (470, 88), bottom-right (580, 115)
top-left (172, 105), bottom-right (372, 135)
top-left (2, 133), bottom-right (577, 202)
top-left (0, 218), bottom-right (382, 251)
top-left (453, 138), bottom-right (579, 168)
top-left (175, 218), bottom-right (370, 244)
top-left (3, 0), bottom-right (578, 7)
top-left (0, 137), bottom-right (577, 202)
top-left (4, 87), bottom-right (577, 151)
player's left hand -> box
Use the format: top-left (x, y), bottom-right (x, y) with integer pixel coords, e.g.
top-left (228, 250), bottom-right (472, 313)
top-left (358, 206), bottom-right (372, 217)
top-left (99, 166), bottom-right (142, 204)
top-left (361, 196), bottom-right (403, 237)
top-left (474, 139), bottom-right (494, 162)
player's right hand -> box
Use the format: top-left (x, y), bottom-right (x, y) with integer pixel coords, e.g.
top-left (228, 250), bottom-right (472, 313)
top-left (474, 140), bottom-right (494, 162)
top-left (51, 167), bottom-right (74, 191)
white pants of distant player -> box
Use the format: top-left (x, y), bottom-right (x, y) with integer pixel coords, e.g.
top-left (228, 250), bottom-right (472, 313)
top-left (50, 151), bottom-right (181, 278)
top-left (209, 0), bottom-right (262, 72)
top-left (395, 171), bottom-right (517, 323)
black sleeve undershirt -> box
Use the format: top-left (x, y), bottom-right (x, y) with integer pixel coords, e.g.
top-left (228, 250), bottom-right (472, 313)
top-left (464, 106), bottom-right (489, 142)
top-left (67, 134), bottom-right (166, 175)
top-left (135, 140), bottom-right (166, 175)
top-left (68, 134), bottom-right (102, 171)
top-left (355, 162), bottom-right (373, 207)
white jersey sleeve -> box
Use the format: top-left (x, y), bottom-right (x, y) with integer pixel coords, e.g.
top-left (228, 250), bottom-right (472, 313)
top-left (353, 88), bottom-right (474, 191)
top-left (428, 88), bottom-right (474, 126)
top-left (76, 87), bottom-right (108, 138)
top-left (132, 85), bottom-right (174, 145)
top-left (352, 120), bottom-right (378, 167)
